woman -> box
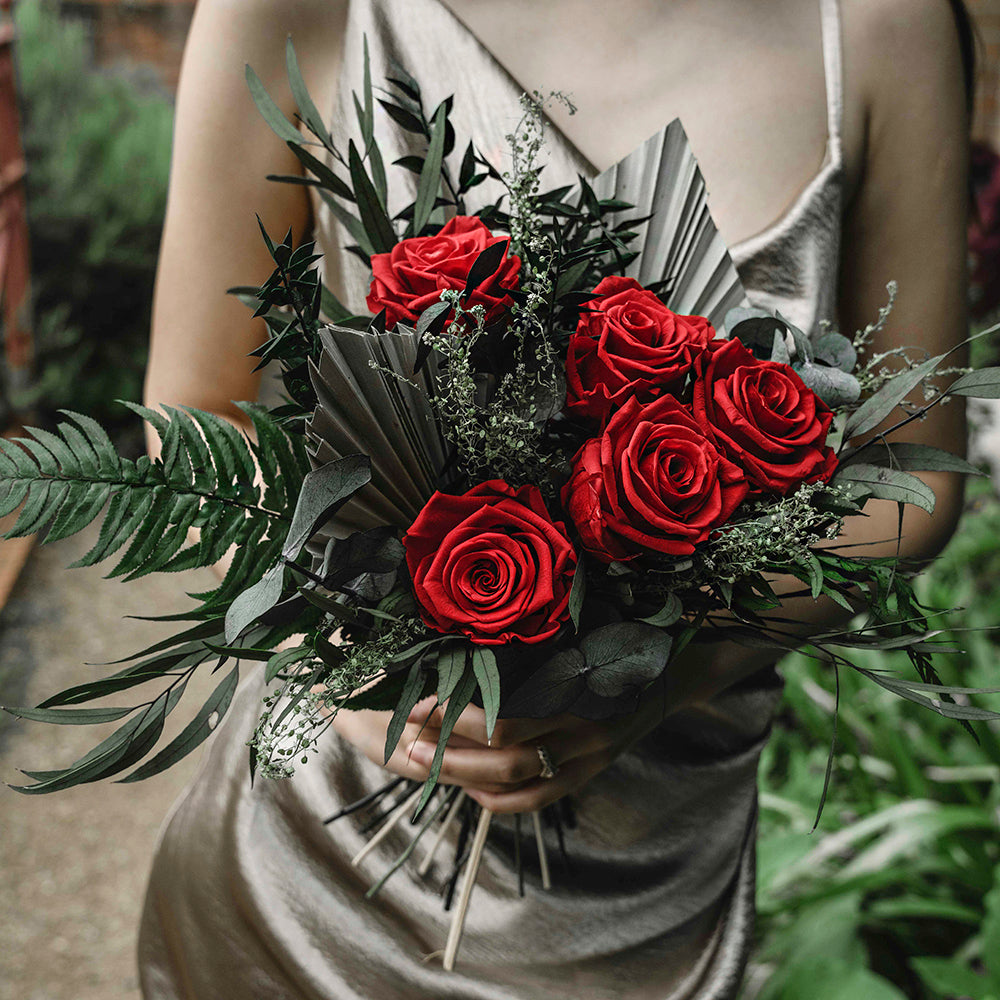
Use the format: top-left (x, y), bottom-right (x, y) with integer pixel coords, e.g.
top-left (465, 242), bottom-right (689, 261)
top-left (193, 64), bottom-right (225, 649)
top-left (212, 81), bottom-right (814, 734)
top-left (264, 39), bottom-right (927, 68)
top-left (139, 1), bottom-right (973, 996)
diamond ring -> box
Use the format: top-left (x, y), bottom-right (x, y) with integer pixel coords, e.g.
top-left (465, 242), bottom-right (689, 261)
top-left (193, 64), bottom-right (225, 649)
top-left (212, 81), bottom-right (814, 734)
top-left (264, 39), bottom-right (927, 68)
top-left (536, 744), bottom-right (558, 780)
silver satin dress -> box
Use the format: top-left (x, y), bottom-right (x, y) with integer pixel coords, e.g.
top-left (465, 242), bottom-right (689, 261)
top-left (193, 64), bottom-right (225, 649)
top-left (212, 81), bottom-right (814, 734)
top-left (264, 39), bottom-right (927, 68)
top-left (138, 1), bottom-right (846, 996)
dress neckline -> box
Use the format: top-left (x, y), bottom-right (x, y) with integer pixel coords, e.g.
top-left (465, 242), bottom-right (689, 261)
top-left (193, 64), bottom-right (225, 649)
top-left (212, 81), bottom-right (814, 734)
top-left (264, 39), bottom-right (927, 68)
top-left (421, 0), bottom-right (841, 256)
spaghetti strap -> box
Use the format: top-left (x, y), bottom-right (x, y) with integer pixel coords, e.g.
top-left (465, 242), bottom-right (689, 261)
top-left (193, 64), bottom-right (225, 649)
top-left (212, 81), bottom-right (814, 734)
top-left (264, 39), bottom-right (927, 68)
top-left (819, 0), bottom-right (844, 162)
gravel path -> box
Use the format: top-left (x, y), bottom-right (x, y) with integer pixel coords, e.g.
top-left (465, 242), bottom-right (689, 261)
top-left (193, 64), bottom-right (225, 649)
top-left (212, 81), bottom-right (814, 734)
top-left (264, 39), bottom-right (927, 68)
top-left (0, 521), bottom-right (232, 1000)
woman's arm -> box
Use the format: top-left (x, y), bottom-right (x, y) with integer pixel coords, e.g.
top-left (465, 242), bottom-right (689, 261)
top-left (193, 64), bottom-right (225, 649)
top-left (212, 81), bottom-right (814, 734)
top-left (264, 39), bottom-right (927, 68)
top-left (142, 0), bottom-right (348, 577)
top-left (142, 0), bottom-right (348, 442)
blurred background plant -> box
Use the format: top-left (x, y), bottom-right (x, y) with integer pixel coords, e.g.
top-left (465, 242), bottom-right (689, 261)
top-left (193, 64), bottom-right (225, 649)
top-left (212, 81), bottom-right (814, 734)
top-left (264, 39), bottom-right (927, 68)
top-left (11, 0), bottom-right (173, 451)
top-left (741, 472), bottom-right (1000, 1000)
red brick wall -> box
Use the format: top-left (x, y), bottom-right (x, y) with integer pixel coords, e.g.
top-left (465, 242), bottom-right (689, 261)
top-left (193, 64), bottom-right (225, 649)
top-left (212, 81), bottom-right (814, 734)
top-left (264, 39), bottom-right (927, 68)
top-left (969, 0), bottom-right (1000, 145)
top-left (61, 0), bottom-right (195, 94)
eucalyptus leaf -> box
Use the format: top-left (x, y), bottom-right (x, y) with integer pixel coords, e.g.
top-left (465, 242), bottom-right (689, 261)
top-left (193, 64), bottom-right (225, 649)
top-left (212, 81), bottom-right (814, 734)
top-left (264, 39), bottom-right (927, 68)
top-left (843, 354), bottom-right (944, 440)
top-left (224, 564), bottom-right (285, 643)
top-left (794, 361), bottom-right (861, 408)
top-left (945, 365), bottom-right (1000, 398)
top-left (832, 463), bottom-right (936, 515)
top-left (579, 623), bottom-right (673, 698)
top-left (638, 592), bottom-right (682, 628)
top-left (814, 332), bottom-right (857, 372)
top-left (500, 649), bottom-right (587, 718)
top-left (282, 455), bottom-right (371, 561)
top-left (3, 705), bottom-right (135, 726)
top-left (845, 441), bottom-right (984, 477)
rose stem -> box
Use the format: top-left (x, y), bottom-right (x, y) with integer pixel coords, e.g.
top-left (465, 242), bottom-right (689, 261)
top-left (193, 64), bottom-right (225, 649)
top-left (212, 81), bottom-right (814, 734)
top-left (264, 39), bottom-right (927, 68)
top-left (514, 813), bottom-right (525, 898)
top-left (350, 785), bottom-right (424, 868)
top-left (323, 775), bottom-right (407, 825)
top-left (532, 811), bottom-right (551, 890)
top-left (418, 790), bottom-right (466, 877)
top-left (358, 781), bottom-right (418, 836)
top-left (443, 806), bottom-right (494, 972)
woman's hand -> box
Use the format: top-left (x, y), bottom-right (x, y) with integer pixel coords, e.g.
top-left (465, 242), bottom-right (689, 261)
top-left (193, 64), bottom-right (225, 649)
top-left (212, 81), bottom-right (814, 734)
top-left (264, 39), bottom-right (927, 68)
top-left (329, 684), bottom-right (669, 814)
top-left (402, 681), bottom-right (673, 815)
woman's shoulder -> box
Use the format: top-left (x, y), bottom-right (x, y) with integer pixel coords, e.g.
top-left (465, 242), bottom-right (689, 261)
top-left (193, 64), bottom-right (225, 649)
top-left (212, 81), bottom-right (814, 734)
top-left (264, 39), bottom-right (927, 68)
top-left (187, 0), bottom-right (350, 78)
top-left (842, 0), bottom-right (967, 114)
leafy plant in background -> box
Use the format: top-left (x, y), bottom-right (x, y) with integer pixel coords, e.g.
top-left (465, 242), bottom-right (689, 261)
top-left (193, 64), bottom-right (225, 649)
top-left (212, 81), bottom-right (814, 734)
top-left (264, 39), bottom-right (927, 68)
top-left (8, 0), bottom-right (172, 446)
top-left (745, 481), bottom-right (1000, 1000)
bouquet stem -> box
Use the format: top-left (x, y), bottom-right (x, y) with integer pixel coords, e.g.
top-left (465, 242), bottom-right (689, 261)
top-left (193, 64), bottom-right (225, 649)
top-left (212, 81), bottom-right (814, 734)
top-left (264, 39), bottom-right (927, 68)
top-left (443, 806), bottom-right (494, 971)
top-left (531, 811), bottom-right (551, 890)
top-left (350, 785), bottom-right (422, 868)
top-left (419, 790), bottom-right (467, 877)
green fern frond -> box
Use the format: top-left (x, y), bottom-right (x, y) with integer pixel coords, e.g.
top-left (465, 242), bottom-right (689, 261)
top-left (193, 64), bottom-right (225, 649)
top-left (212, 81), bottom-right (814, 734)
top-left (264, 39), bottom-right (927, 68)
top-left (0, 404), bottom-right (308, 582)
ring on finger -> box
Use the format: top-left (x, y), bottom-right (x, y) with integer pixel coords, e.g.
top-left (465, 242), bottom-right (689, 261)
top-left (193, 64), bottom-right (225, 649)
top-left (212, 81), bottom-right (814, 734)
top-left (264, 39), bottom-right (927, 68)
top-left (536, 743), bottom-right (558, 780)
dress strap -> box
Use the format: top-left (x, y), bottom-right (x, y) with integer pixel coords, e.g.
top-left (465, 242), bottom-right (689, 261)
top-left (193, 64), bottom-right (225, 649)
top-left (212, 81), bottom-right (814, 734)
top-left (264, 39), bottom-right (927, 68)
top-left (819, 0), bottom-right (844, 163)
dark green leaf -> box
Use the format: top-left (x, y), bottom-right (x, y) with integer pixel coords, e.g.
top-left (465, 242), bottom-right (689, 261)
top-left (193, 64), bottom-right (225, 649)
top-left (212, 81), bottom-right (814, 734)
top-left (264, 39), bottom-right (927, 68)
top-left (285, 37), bottom-right (333, 147)
top-left (347, 139), bottom-right (396, 253)
top-left (282, 455), bottom-right (371, 561)
top-left (413, 103), bottom-right (447, 235)
top-left (119, 665), bottom-right (240, 782)
top-left (945, 366), bottom-right (1000, 398)
top-left (501, 649), bottom-right (588, 718)
top-left (435, 645), bottom-right (466, 703)
top-left (245, 63), bottom-right (303, 144)
top-left (3, 705), bottom-right (135, 725)
top-left (384, 658), bottom-right (430, 764)
top-left (413, 664), bottom-right (477, 819)
top-left (568, 558), bottom-right (585, 632)
top-left (843, 354), bottom-right (944, 440)
top-left (580, 623), bottom-right (673, 697)
top-left (471, 647), bottom-right (500, 741)
top-left (462, 240), bottom-right (508, 298)
top-left (833, 463), bottom-right (936, 515)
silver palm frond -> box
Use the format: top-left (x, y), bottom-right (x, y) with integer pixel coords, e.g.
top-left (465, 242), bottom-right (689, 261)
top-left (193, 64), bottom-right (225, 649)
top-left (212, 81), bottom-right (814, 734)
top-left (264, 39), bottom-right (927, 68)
top-left (305, 323), bottom-right (448, 539)
top-left (590, 117), bottom-right (748, 328)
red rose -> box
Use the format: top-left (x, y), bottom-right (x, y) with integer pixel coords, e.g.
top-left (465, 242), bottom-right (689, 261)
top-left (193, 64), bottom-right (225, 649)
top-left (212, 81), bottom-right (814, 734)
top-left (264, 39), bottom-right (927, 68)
top-left (693, 337), bottom-right (838, 494)
top-left (565, 276), bottom-right (715, 422)
top-left (562, 394), bottom-right (748, 563)
top-left (366, 215), bottom-right (521, 331)
top-left (403, 480), bottom-right (577, 645)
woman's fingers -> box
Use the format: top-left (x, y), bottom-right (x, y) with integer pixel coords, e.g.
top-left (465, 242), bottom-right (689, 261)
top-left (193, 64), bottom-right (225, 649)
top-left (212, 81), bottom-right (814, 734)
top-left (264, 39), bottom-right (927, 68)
top-left (406, 700), bottom-right (585, 748)
top-left (405, 727), bottom-right (606, 792)
top-left (464, 755), bottom-right (605, 815)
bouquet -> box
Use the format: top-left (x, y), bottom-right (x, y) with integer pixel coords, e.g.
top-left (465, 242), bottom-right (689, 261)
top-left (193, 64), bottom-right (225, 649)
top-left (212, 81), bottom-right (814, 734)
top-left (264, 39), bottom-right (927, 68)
top-left (4, 39), bottom-right (1000, 968)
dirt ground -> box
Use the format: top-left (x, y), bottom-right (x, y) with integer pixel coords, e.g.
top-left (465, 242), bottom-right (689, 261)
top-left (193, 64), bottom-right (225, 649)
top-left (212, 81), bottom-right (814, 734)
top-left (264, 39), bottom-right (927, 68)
top-left (0, 521), bottom-right (226, 1000)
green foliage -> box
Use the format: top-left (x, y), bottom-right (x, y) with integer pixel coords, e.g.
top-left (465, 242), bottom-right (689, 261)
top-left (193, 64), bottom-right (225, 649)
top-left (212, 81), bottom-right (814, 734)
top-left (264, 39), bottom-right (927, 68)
top-left (747, 486), bottom-right (1000, 999)
top-left (11, 0), bottom-right (173, 434)
top-left (0, 403), bottom-right (304, 589)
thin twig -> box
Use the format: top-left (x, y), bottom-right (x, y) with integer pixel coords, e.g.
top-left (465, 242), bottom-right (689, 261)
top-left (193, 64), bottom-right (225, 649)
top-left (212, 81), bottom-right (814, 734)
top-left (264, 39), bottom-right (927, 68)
top-left (442, 806), bottom-right (493, 971)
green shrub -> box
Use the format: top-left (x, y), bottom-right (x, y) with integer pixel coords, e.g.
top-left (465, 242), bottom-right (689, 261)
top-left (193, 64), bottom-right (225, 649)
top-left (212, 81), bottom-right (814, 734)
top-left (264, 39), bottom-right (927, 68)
top-left (747, 482), bottom-right (1000, 999)
top-left (10, 0), bottom-right (173, 446)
